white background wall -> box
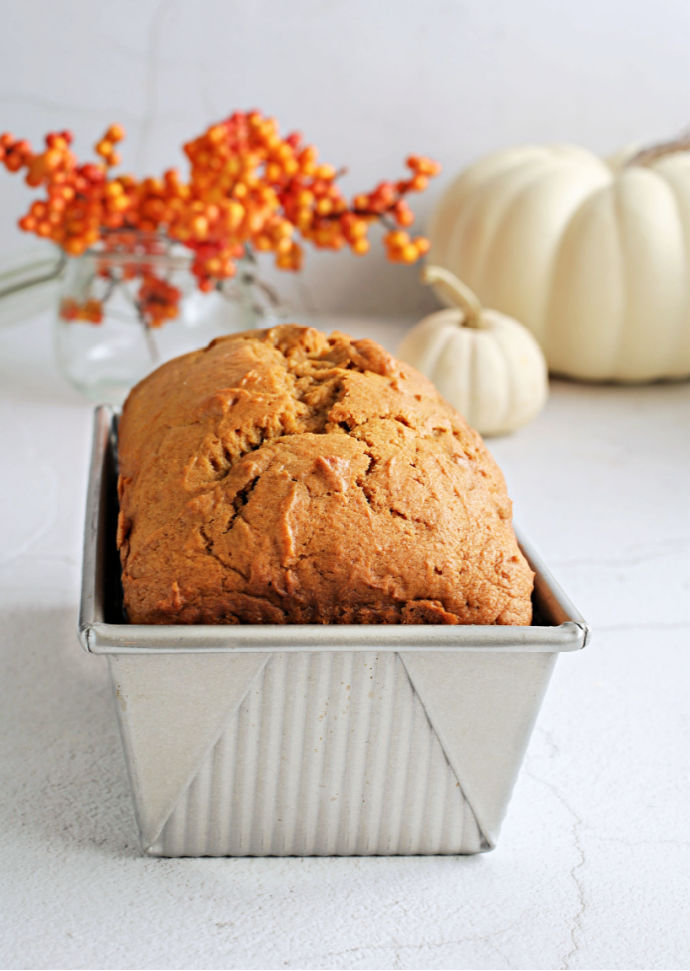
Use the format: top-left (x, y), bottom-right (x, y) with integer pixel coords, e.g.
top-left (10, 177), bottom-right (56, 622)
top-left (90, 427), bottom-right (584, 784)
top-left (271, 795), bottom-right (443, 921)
top-left (1, 0), bottom-right (689, 317)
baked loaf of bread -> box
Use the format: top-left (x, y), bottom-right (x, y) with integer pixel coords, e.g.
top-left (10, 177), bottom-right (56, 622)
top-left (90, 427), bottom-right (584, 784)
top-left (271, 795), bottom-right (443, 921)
top-left (117, 325), bottom-right (533, 624)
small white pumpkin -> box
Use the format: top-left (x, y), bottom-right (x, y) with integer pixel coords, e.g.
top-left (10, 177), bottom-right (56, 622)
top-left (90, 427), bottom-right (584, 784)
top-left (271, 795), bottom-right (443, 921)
top-left (428, 137), bottom-right (690, 382)
top-left (399, 265), bottom-right (548, 436)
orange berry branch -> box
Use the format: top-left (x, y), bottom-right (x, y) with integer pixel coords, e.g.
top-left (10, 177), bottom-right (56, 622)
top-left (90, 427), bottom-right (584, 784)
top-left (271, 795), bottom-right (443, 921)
top-left (0, 111), bottom-right (440, 328)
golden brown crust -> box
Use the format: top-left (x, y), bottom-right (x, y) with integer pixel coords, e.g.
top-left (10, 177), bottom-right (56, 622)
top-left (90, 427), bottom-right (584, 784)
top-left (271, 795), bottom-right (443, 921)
top-left (117, 325), bottom-right (533, 625)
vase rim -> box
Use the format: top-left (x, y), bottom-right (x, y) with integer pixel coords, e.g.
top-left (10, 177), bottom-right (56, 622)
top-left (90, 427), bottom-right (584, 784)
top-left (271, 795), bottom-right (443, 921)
top-left (80, 231), bottom-right (193, 270)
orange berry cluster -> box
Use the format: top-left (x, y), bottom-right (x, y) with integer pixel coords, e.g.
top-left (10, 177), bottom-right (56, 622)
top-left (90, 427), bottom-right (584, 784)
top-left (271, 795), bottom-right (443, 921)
top-left (0, 126), bottom-right (128, 257)
top-left (1, 112), bottom-right (440, 328)
top-left (59, 297), bottom-right (103, 324)
top-left (137, 273), bottom-right (182, 328)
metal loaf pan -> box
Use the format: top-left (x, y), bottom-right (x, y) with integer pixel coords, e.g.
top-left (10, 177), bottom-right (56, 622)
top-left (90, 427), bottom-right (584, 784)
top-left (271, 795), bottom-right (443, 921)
top-left (80, 406), bottom-right (589, 857)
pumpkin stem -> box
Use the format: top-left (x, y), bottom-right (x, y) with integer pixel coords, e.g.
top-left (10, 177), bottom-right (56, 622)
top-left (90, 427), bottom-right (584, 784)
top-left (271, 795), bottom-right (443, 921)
top-left (626, 128), bottom-right (690, 167)
top-left (422, 264), bottom-right (483, 328)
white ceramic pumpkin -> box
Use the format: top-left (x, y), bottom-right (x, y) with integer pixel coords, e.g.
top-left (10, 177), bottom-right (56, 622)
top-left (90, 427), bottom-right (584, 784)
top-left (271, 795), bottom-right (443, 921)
top-left (399, 265), bottom-right (548, 436)
top-left (428, 139), bottom-right (690, 382)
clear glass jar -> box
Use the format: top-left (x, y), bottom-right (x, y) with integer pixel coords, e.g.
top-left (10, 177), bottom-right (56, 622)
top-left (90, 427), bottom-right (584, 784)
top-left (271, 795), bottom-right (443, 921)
top-left (0, 245), bottom-right (65, 328)
top-left (53, 233), bottom-right (284, 404)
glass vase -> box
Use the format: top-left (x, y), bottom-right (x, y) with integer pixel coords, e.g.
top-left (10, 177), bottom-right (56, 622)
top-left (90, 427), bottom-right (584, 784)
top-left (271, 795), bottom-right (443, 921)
top-left (54, 233), bottom-right (285, 404)
top-left (0, 245), bottom-right (66, 328)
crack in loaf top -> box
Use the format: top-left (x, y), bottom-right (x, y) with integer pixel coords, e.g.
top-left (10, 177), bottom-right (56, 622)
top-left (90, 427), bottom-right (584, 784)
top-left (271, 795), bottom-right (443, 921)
top-left (117, 325), bottom-right (533, 625)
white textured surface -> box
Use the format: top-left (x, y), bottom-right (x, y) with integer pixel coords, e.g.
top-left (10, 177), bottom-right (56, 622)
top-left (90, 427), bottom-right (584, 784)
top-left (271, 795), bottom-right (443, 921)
top-left (1, 313), bottom-right (690, 969)
top-left (1, 0), bottom-right (689, 317)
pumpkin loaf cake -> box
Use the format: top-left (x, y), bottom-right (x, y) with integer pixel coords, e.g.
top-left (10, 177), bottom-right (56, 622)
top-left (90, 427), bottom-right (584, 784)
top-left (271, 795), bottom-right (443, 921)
top-left (117, 325), bottom-right (533, 624)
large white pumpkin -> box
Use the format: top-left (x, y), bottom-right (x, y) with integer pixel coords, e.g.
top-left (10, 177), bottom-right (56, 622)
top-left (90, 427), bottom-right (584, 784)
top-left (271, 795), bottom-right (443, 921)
top-left (399, 266), bottom-right (548, 436)
top-left (428, 140), bottom-right (690, 382)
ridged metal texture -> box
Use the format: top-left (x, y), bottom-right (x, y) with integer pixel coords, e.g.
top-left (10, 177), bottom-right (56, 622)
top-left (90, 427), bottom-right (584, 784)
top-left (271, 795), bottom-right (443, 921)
top-left (153, 652), bottom-right (484, 856)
